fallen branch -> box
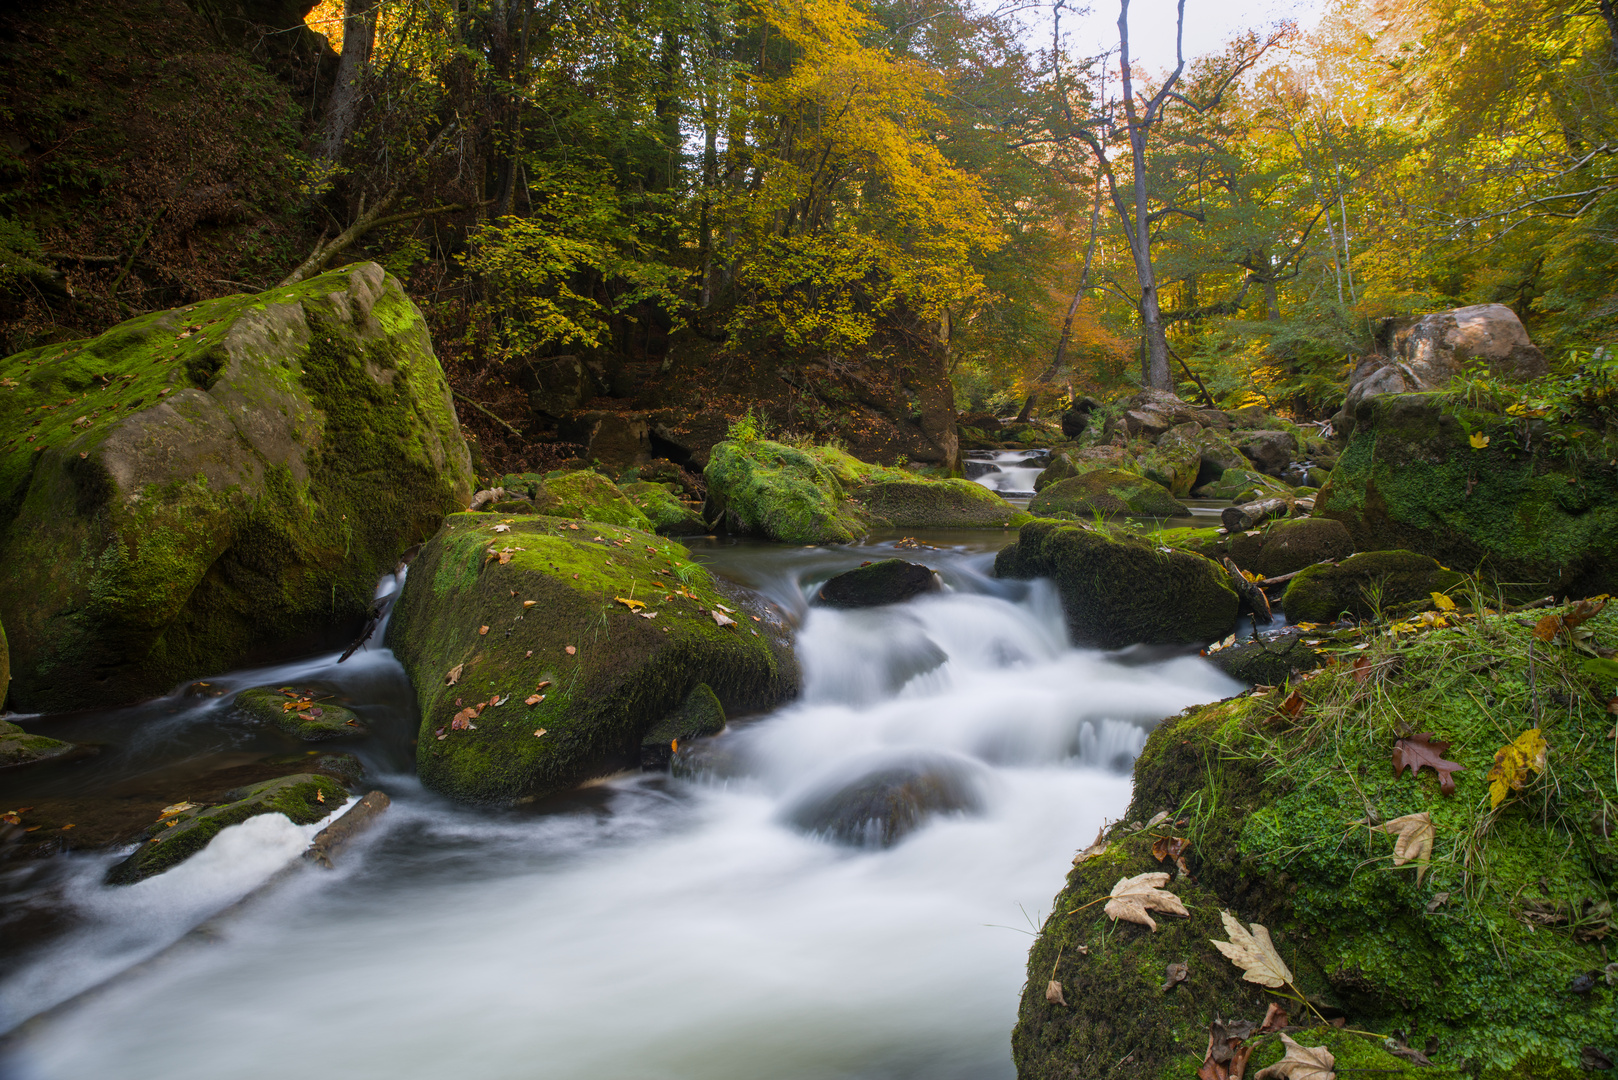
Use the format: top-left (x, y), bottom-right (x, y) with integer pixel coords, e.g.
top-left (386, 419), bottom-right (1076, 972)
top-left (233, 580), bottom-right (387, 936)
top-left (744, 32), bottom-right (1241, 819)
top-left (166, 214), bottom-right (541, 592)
top-left (1222, 497), bottom-right (1290, 533)
top-left (452, 388), bottom-right (524, 439)
top-left (1259, 561), bottom-right (1337, 587)
top-left (277, 198), bottom-right (471, 287)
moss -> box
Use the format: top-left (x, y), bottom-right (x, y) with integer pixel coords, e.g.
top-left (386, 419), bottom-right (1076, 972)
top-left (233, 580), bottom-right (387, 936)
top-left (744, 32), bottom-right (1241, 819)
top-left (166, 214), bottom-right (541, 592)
top-left (851, 474), bottom-right (1014, 529)
top-left (105, 772), bottom-right (348, 884)
top-left (1143, 526), bottom-right (1227, 561)
top-left (1139, 422), bottom-right (1205, 497)
top-left (704, 439), bottom-right (866, 543)
top-left (385, 513), bottom-right (798, 802)
top-left (0, 264), bottom-right (472, 711)
top-left (641, 682), bottom-right (726, 767)
top-left (1318, 394), bottom-right (1618, 597)
top-left (1029, 470), bottom-right (1188, 519)
top-left (1250, 518), bottom-right (1355, 578)
top-left (995, 519), bottom-right (1239, 648)
top-left (234, 686), bottom-right (365, 740)
top-left (1282, 550), bottom-right (1466, 624)
top-left (545, 470), bottom-right (656, 530)
top-left (1017, 603), bottom-right (1618, 1078)
top-left (621, 480), bottom-right (708, 536)
top-left (1195, 467), bottom-right (1293, 501)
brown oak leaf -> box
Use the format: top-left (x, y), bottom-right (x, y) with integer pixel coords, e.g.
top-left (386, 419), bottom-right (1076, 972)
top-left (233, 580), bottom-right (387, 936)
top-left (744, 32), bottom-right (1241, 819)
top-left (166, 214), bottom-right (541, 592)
top-left (1393, 732), bottom-right (1465, 796)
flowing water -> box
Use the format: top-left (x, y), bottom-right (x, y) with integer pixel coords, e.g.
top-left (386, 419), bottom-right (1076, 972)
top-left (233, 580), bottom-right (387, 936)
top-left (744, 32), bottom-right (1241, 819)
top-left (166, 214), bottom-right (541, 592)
top-left (0, 535), bottom-right (1241, 1080)
top-left (965, 450), bottom-right (1047, 499)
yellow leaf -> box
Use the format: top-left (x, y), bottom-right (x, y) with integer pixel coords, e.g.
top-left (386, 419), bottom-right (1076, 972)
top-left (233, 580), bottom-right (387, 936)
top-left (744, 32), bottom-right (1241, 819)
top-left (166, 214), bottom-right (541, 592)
top-left (615, 596), bottom-right (647, 611)
top-left (1487, 728), bottom-right (1548, 809)
top-left (1469, 431), bottom-right (1490, 449)
top-left (1430, 592), bottom-right (1456, 612)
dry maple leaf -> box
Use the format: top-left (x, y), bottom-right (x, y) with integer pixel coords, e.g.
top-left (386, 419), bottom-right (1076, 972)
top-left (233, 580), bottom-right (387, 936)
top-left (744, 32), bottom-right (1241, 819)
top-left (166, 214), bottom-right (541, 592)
top-left (1045, 980), bottom-right (1067, 1006)
top-left (1254, 1034), bottom-right (1335, 1080)
top-left (1365, 812), bottom-right (1435, 883)
top-left (615, 596), bottom-right (647, 611)
top-left (1487, 728), bottom-right (1547, 809)
top-left (1072, 825), bottom-right (1108, 865)
top-left (524, 694), bottom-right (545, 706)
top-left (1352, 656), bottom-right (1373, 684)
top-left (1152, 835), bottom-right (1193, 877)
top-left (445, 663), bottom-right (464, 686)
top-left (1161, 961), bottom-right (1189, 991)
top-left (1211, 910), bottom-right (1294, 988)
top-left (1430, 592), bottom-right (1457, 612)
top-left (1104, 871), bottom-right (1189, 931)
top-left (1198, 1019), bottom-right (1255, 1080)
top-left (711, 610), bottom-right (736, 627)
top-left (1392, 732), bottom-right (1465, 796)
top-left (449, 707), bottom-right (478, 731)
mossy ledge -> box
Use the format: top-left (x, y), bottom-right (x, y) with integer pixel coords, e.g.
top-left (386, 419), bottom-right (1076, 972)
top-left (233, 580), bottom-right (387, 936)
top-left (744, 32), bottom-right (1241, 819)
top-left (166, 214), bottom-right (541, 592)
top-left (385, 513), bottom-right (798, 802)
top-left (1014, 598), bottom-right (1617, 1079)
top-left (0, 262), bottom-right (473, 712)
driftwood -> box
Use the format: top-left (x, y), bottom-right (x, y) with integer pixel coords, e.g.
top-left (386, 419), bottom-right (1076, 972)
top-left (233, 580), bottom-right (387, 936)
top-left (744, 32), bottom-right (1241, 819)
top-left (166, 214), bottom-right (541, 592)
top-left (1221, 497), bottom-right (1290, 533)
top-left (1222, 557), bottom-right (1272, 630)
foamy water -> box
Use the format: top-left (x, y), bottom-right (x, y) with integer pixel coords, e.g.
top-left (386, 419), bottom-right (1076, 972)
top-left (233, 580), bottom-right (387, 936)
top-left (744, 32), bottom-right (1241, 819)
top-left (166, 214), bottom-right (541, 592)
top-left (1, 542), bottom-right (1239, 1080)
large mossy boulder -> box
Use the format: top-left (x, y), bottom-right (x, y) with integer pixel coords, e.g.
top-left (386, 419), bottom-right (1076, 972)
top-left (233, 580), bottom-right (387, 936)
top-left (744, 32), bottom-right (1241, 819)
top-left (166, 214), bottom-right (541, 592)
top-left (1193, 466), bottom-right (1293, 502)
top-left (703, 438), bottom-right (1014, 543)
top-left (1139, 422), bottom-right (1205, 497)
top-left (385, 513), bottom-right (797, 802)
top-left (0, 263), bottom-right (473, 713)
top-left (621, 481), bottom-right (708, 535)
top-left (1250, 517), bottom-right (1355, 578)
top-left (1282, 550), bottom-right (1464, 623)
top-left (105, 772), bottom-right (348, 885)
top-left (994, 519), bottom-right (1238, 648)
top-left (1014, 603), bottom-right (1617, 1079)
top-left (1317, 394), bottom-right (1618, 597)
top-left (545, 470), bottom-right (655, 530)
top-left (1028, 469), bottom-right (1188, 519)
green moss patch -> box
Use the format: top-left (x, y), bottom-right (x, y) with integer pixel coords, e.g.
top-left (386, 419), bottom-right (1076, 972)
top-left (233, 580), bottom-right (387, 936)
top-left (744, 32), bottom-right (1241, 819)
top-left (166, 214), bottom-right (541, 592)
top-left (1282, 550), bottom-right (1465, 624)
top-left (621, 481), bottom-right (708, 535)
top-left (385, 513), bottom-right (797, 802)
top-left (1029, 469), bottom-right (1188, 519)
top-left (0, 716), bottom-right (78, 767)
top-left (545, 470), bottom-right (655, 530)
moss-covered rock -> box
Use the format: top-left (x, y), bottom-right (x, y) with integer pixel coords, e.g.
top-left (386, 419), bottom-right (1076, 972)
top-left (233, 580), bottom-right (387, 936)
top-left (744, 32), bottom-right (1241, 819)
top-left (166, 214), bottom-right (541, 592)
top-left (1250, 517), bottom-right (1355, 578)
top-left (1015, 603), bottom-right (1618, 1079)
top-left (1283, 550), bottom-right (1465, 624)
top-left (1205, 630), bottom-right (1323, 685)
top-left (0, 716), bottom-right (78, 767)
top-left (640, 682), bottom-right (726, 768)
top-left (1318, 393), bottom-right (1618, 597)
top-left (0, 263), bottom-right (473, 713)
top-left (703, 438), bottom-right (1014, 543)
top-left (234, 686), bottom-right (365, 740)
top-left (385, 513), bottom-right (798, 802)
top-left (105, 772), bottom-right (348, 885)
top-left (1028, 470), bottom-right (1188, 519)
top-left (1193, 466), bottom-right (1293, 501)
top-left (1144, 525), bottom-right (1227, 561)
top-left (994, 519), bottom-right (1239, 648)
top-left (545, 470), bottom-right (655, 531)
top-left (1139, 422), bottom-right (1206, 497)
top-left (621, 481), bottom-right (708, 536)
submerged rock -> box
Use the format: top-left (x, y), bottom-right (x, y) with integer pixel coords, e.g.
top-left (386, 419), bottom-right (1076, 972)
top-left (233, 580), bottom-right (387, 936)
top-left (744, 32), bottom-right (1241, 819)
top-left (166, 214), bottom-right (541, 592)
top-left (816, 559), bottom-right (940, 609)
top-left (995, 519), bottom-right (1238, 649)
top-left (0, 716), bottom-right (79, 768)
top-left (105, 772), bottom-right (348, 885)
top-left (1027, 469), bottom-right (1187, 519)
top-left (234, 686), bottom-right (365, 740)
top-left (781, 751), bottom-right (986, 847)
top-left (1282, 549), bottom-right (1464, 624)
top-left (0, 263), bottom-right (473, 713)
top-left (385, 514), bottom-right (797, 802)
top-left (1317, 393), bottom-right (1618, 597)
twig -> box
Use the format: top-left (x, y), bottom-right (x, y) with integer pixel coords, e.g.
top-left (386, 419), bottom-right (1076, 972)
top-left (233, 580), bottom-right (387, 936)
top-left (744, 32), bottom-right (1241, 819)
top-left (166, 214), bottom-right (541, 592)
top-left (451, 388), bottom-right (524, 439)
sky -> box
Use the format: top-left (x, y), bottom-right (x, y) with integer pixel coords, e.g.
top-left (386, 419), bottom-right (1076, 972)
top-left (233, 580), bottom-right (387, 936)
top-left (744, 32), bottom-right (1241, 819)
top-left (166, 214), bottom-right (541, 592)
top-left (1022, 0), bottom-right (1329, 76)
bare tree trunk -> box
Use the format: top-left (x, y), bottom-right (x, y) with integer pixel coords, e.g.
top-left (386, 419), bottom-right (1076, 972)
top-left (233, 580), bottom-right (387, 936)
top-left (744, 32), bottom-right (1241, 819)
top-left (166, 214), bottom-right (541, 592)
top-left (321, 0), bottom-right (378, 160)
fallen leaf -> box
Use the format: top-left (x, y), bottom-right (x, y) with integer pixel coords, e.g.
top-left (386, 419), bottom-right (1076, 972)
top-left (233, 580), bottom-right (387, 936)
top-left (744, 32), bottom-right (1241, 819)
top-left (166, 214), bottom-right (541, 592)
top-left (1072, 825), bottom-right (1108, 865)
top-left (1104, 871), bottom-right (1189, 931)
top-left (1045, 980), bottom-right (1067, 1006)
top-left (1278, 690), bottom-right (1306, 721)
top-left (523, 600), bottom-right (536, 608)
top-left (497, 550), bottom-right (513, 565)
top-left (1431, 592), bottom-right (1457, 612)
top-left (1257, 1003), bottom-right (1289, 1034)
top-left (1469, 431), bottom-right (1490, 450)
top-left (1198, 1019), bottom-right (1255, 1080)
top-left (450, 707), bottom-right (478, 730)
top-left (316, 789), bottom-right (325, 803)
top-left (1366, 811), bottom-right (1435, 883)
top-left (525, 694), bottom-right (544, 705)
top-left (1161, 961), bottom-right (1189, 991)
top-left (638, 611), bottom-right (659, 619)
top-left (492, 523), bottom-right (511, 533)
top-left (1487, 728), bottom-right (1547, 809)
top-left (61, 823), bottom-right (75, 830)
top-left (1352, 656), bottom-right (1373, 684)
top-left (533, 728), bottom-right (547, 738)
top-left (565, 645), bottom-right (576, 655)
top-left (615, 596), bottom-right (647, 611)
top-left (711, 610), bottom-right (736, 627)
top-left (1426, 891), bottom-right (1451, 913)
top-left (1211, 909), bottom-right (1294, 988)
top-left (1533, 613), bottom-right (1563, 643)
top-left (445, 663), bottom-right (464, 685)
top-left (479, 625), bottom-right (490, 636)
top-left (1254, 1034), bottom-right (1335, 1080)
top-left (1393, 732), bottom-right (1466, 796)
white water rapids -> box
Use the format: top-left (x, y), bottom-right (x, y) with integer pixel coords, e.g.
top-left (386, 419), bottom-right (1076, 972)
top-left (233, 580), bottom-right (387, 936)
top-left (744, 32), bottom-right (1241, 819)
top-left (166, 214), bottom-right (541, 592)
top-left (1, 540), bottom-right (1239, 1080)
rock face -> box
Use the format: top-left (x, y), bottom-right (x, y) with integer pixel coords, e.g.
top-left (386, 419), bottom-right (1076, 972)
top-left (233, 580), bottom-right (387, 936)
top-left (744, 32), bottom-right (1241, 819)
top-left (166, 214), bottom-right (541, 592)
top-left (1282, 550), bottom-right (1464, 623)
top-left (1139, 422), bottom-right (1205, 497)
top-left (994, 520), bottom-right (1238, 648)
top-left (816, 559), bottom-right (940, 608)
top-left (1335, 304), bottom-right (1549, 432)
top-left (1317, 393), bottom-right (1618, 597)
top-left (0, 263), bottom-right (473, 713)
top-left (1239, 430), bottom-right (1299, 476)
top-left (105, 772), bottom-right (348, 885)
top-left (704, 438), bottom-right (1014, 544)
top-left (1205, 631), bottom-right (1322, 685)
top-left (640, 683), bottom-right (726, 769)
top-left (1028, 470), bottom-right (1187, 519)
top-left (781, 750), bottom-right (985, 847)
top-left (518, 354), bottom-right (589, 419)
top-left (385, 514), bottom-right (797, 802)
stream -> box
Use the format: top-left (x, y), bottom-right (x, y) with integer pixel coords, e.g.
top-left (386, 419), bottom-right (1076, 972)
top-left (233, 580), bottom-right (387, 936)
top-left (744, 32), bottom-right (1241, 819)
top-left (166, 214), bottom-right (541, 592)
top-left (0, 531), bottom-right (1242, 1080)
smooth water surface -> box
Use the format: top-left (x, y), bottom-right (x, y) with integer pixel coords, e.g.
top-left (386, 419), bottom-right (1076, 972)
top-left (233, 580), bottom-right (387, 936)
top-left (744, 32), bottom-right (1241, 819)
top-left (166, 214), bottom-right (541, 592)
top-left (0, 536), bottom-right (1240, 1080)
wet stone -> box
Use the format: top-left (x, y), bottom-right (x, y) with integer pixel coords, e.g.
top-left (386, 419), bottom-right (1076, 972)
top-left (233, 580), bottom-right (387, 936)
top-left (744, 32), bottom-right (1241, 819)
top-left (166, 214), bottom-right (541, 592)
top-left (781, 751), bottom-right (986, 848)
top-left (816, 559), bottom-right (941, 609)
